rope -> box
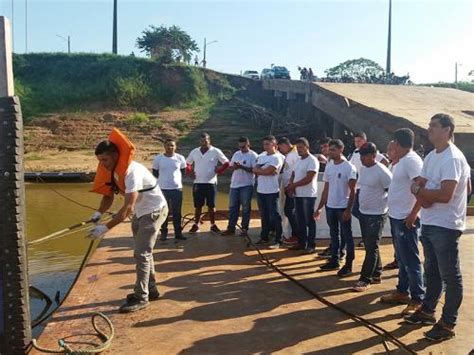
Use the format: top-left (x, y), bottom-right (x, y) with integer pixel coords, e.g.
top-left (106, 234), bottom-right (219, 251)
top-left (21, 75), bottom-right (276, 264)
top-left (214, 211), bottom-right (415, 355)
top-left (31, 312), bottom-right (114, 354)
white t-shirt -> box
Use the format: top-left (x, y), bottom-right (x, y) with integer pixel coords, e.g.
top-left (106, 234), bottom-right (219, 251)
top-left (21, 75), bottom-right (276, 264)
top-left (323, 160), bottom-right (357, 208)
top-left (358, 162), bottom-right (393, 215)
top-left (420, 144), bottom-right (471, 231)
top-left (256, 152), bottom-right (284, 194)
top-left (186, 146), bottom-right (229, 184)
top-left (230, 150), bottom-right (258, 188)
top-left (152, 153), bottom-right (186, 190)
top-left (388, 151), bottom-right (423, 219)
top-left (124, 161), bottom-right (167, 218)
top-left (293, 154), bottom-right (320, 198)
top-left (350, 149), bottom-right (387, 188)
top-left (282, 149), bottom-right (300, 187)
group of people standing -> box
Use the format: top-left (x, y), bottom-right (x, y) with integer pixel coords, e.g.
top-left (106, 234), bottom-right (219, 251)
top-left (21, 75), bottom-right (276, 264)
top-left (89, 113), bottom-right (471, 343)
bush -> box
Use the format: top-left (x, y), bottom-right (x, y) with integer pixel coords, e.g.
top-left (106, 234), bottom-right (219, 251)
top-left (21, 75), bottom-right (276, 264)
top-left (114, 74), bottom-right (150, 107)
top-left (126, 112), bottom-right (149, 124)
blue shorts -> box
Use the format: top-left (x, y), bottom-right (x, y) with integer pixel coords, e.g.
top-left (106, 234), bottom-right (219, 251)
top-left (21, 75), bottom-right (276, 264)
top-left (193, 183), bottom-right (217, 208)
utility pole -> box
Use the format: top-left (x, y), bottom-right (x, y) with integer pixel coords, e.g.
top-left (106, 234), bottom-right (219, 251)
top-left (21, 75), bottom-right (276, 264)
top-left (202, 37), bottom-right (217, 69)
top-left (455, 62), bottom-right (461, 88)
top-left (386, 0), bottom-right (392, 75)
top-left (0, 16), bottom-right (32, 354)
top-left (112, 0), bottom-right (117, 54)
top-left (56, 34), bottom-right (71, 54)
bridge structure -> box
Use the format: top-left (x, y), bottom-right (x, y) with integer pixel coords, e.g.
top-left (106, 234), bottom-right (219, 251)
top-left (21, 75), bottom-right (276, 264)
top-left (262, 79), bottom-right (474, 164)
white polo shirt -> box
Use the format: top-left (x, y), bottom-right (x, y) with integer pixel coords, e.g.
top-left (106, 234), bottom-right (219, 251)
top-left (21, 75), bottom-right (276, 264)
top-left (293, 154), bottom-right (320, 198)
top-left (420, 143), bottom-right (471, 231)
top-left (358, 162), bottom-right (393, 215)
top-left (152, 153), bottom-right (186, 190)
top-left (387, 151), bottom-right (423, 220)
top-left (256, 152), bottom-right (284, 194)
top-left (230, 149), bottom-right (258, 189)
top-left (323, 159), bottom-right (357, 208)
top-left (186, 146), bottom-right (229, 184)
top-left (125, 161), bottom-right (167, 218)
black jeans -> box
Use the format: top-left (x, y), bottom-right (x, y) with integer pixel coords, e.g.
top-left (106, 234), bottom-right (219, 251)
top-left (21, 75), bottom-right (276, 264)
top-left (359, 213), bottom-right (386, 283)
top-left (295, 197), bottom-right (317, 249)
top-left (257, 192), bottom-right (282, 242)
top-left (284, 193), bottom-right (299, 237)
top-left (160, 189), bottom-right (183, 238)
top-left (326, 207), bottom-right (354, 265)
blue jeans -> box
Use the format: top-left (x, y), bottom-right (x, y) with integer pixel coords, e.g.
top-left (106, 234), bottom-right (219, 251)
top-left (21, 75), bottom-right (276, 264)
top-left (326, 207), bottom-right (354, 265)
top-left (284, 193), bottom-right (299, 236)
top-left (420, 225), bottom-right (463, 326)
top-left (257, 192), bottom-right (282, 242)
top-left (160, 189), bottom-right (183, 238)
top-left (359, 213), bottom-right (385, 283)
top-left (390, 217), bottom-right (424, 302)
top-left (228, 185), bottom-right (253, 231)
top-left (295, 197), bottom-right (317, 249)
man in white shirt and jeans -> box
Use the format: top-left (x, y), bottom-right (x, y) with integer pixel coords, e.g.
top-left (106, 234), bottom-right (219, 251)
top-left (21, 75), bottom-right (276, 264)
top-left (315, 139), bottom-right (357, 277)
top-left (380, 129), bottom-right (425, 316)
top-left (254, 135), bottom-right (284, 247)
top-left (152, 139), bottom-right (187, 241)
top-left (405, 114), bottom-right (471, 342)
top-left (89, 141), bottom-right (168, 313)
top-left (286, 137), bottom-right (319, 254)
top-left (186, 133), bottom-right (229, 234)
top-left (352, 142), bottom-right (392, 292)
top-left (222, 137), bottom-right (258, 236)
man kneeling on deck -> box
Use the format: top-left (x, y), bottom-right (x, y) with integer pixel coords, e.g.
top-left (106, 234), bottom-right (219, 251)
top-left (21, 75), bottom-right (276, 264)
top-left (89, 140), bottom-right (168, 313)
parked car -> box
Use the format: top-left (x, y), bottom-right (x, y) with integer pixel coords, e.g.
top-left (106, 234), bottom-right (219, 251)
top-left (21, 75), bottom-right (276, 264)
top-left (261, 68), bottom-right (273, 79)
top-left (271, 66), bottom-right (291, 79)
top-left (242, 70), bottom-right (260, 80)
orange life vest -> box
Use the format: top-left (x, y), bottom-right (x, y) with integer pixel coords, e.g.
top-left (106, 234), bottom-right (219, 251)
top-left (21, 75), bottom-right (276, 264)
top-left (91, 128), bottom-right (136, 196)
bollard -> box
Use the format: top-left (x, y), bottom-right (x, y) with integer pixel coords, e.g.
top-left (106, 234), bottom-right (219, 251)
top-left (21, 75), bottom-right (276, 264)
top-left (0, 16), bottom-right (32, 355)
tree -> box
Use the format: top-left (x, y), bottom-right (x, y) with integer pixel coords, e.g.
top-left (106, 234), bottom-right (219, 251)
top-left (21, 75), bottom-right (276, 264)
top-left (324, 58), bottom-right (385, 83)
top-left (136, 25), bottom-right (199, 64)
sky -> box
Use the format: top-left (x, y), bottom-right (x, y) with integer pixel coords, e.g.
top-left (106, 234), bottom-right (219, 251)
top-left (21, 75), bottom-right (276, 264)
top-left (0, 0), bottom-right (473, 83)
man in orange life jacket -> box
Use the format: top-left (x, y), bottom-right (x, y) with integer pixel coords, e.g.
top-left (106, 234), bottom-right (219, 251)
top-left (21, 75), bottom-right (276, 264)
top-left (89, 141), bottom-right (168, 313)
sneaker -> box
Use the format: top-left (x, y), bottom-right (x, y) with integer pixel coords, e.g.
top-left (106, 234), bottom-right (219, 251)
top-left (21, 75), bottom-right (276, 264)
top-left (320, 261), bottom-right (340, 271)
top-left (126, 289), bottom-right (160, 302)
top-left (317, 247), bottom-right (332, 258)
top-left (352, 280), bottom-right (370, 292)
top-left (380, 291), bottom-right (411, 305)
top-left (402, 302), bottom-right (422, 316)
top-left (239, 229), bottom-right (249, 237)
top-left (210, 224), bottom-right (221, 233)
top-left (189, 224), bottom-right (200, 233)
top-left (372, 276), bottom-right (382, 284)
top-left (384, 260), bottom-right (399, 270)
top-left (404, 310), bottom-right (436, 325)
top-left (357, 241), bottom-right (365, 248)
top-left (301, 248), bottom-right (316, 255)
top-left (424, 322), bottom-right (455, 341)
top-left (221, 229), bottom-right (235, 236)
top-left (269, 243), bottom-right (281, 249)
top-left (289, 244), bottom-right (304, 251)
top-left (159, 233), bottom-right (167, 241)
top-left (282, 236), bottom-right (299, 246)
top-left (256, 238), bottom-right (269, 245)
top-left (175, 235), bottom-right (187, 241)
top-left (337, 265), bottom-right (353, 278)
top-left (119, 297), bottom-right (150, 313)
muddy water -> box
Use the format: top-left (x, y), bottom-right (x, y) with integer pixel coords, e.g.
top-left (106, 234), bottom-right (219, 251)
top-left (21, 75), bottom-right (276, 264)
top-left (26, 182), bottom-right (233, 331)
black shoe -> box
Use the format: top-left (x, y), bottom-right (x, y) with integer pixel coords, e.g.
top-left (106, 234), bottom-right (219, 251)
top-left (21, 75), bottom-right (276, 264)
top-left (372, 276), bottom-right (382, 284)
top-left (175, 235), bottom-right (187, 241)
top-left (337, 265), bottom-right (353, 278)
top-left (317, 247), bottom-right (332, 258)
top-left (357, 241), bottom-right (364, 248)
top-left (119, 297), bottom-right (150, 313)
top-left (384, 260), bottom-right (398, 270)
top-left (159, 233), bottom-right (167, 241)
top-left (239, 229), bottom-right (249, 237)
top-left (256, 238), bottom-right (269, 245)
top-left (126, 289), bottom-right (160, 302)
top-left (210, 224), bottom-right (221, 233)
top-left (320, 261), bottom-right (340, 271)
top-left (221, 229), bottom-right (236, 236)
top-left (424, 322), bottom-right (455, 341)
top-left (404, 310), bottom-right (436, 325)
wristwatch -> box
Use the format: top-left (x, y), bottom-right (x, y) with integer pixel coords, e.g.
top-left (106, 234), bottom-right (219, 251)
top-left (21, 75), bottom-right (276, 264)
top-left (411, 184), bottom-right (422, 195)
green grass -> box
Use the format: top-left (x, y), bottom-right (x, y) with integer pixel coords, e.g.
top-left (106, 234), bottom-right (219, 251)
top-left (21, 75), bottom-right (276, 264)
top-left (420, 81), bottom-right (474, 93)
